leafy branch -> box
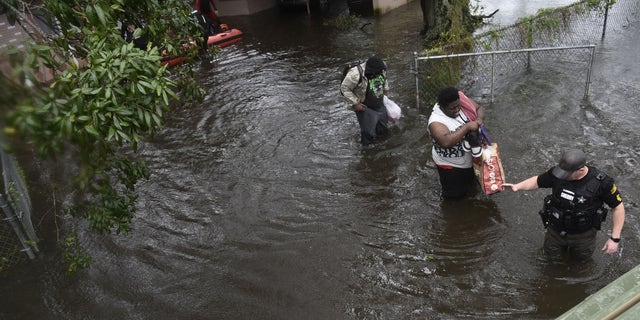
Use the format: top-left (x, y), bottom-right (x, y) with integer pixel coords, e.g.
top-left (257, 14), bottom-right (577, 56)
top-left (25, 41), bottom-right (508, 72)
top-left (1, 0), bottom-right (207, 271)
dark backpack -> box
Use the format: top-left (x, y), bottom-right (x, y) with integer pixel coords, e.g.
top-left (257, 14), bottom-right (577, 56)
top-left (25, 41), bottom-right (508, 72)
top-left (340, 61), bottom-right (363, 96)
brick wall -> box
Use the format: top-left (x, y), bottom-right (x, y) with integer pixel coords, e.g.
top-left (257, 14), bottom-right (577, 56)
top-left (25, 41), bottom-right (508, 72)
top-left (0, 14), bottom-right (55, 83)
top-left (0, 15), bottom-right (26, 50)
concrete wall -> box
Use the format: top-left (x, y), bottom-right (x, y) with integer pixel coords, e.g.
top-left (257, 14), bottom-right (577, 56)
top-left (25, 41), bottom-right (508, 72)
top-left (218, 0), bottom-right (277, 16)
top-left (373, 0), bottom-right (412, 15)
top-left (218, 0), bottom-right (411, 16)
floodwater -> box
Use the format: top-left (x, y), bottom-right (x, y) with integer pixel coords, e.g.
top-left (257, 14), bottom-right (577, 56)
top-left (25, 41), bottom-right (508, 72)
top-left (481, 0), bottom-right (580, 25)
top-left (1, 0), bottom-right (639, 319)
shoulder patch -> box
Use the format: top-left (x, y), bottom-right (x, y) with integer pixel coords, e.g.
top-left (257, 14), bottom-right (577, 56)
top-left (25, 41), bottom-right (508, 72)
top-left (610, 184), bottom-right (617, 194)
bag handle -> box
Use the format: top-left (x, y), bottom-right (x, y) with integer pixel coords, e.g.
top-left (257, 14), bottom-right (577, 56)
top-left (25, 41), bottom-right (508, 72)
top-left (480, 125), bottom-right (491, 145)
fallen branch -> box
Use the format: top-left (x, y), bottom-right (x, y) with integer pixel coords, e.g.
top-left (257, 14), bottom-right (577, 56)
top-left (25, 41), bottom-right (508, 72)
top-left (473, 9), bottom-right (499, 21)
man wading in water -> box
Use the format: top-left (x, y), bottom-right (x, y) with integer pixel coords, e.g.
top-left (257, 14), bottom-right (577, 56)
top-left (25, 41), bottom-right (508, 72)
top-left (340, 56), bottom-right (390, 147)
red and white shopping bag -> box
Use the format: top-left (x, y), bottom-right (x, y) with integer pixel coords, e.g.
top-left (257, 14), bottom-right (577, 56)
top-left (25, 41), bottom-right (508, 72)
top-left (473, 143), bottom-right (506, 195)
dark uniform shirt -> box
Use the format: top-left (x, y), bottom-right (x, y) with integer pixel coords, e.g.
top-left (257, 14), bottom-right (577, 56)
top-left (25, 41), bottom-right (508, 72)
top-left (537, 165), bottom-right (623, 210)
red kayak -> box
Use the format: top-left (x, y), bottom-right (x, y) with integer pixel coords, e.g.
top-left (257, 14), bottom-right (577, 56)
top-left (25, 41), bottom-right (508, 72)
top-left (161, 27), bottom-right (243, 67)
top-left (207, 27), bottom-right (243, 47)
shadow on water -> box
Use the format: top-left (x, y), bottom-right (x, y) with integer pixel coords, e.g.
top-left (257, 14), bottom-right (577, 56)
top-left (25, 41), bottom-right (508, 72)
top-left (1, 1), bottom-right (639, 319)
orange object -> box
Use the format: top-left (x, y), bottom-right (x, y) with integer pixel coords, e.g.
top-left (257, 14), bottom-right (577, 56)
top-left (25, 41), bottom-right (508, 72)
top-left (160, 28), bottom-right (243, 67)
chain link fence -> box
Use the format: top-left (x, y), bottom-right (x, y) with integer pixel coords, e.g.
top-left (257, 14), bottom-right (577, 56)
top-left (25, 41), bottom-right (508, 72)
top-left (0, 149), bottom-right (39, 272)
top-left (0, 213), bottom-right (28, 271)
top-left (413, 0), bottom-right (640, 107)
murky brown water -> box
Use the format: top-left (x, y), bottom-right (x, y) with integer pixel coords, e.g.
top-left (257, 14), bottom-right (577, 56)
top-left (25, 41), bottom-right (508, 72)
top-left (1, 1), bottom-right (639, 319)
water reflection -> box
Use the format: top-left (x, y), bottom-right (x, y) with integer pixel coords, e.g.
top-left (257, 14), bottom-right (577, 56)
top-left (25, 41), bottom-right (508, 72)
top-left (480, 0), bottom-right (579, 26)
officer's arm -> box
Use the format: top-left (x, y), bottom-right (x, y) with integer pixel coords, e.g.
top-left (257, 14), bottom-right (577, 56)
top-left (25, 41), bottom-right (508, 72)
top-left (503, 176), bottom-right (539, 192)
top-left (602, 202), bottom-right (625, 254)
top-left (609, 203), bottom-right (625, 240)
top-left (603, 180), bottom-right (625, 247)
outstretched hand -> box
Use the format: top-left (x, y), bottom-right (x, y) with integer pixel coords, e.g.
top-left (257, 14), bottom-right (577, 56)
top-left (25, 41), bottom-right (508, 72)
top-left (502, 183), bottom-right (517, 191)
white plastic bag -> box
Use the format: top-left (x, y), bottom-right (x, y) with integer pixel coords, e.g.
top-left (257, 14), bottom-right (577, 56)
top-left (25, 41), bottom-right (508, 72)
top-left (383, 96), bottom-right (401, 121)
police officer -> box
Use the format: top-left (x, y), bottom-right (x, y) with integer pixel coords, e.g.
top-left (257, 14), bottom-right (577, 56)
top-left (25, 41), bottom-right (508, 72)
top-left (503, 149), bottom-right (625, 260)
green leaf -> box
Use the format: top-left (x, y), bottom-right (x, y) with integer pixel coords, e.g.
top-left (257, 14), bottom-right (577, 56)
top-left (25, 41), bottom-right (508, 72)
top-left (34, 45), bottom-right (51, 52)
top-left (152, 114), bottom-right (162, 127)
top-left (136, 83), bottom-right (147, 95)
top-left (162, 90), bottom-right (168, 106)
top-left (107, 127), bottom-right (115, 141)
top-left (113, 116), bottom-right (122, 130)
top-left (139, 80), bottom-right (152, 89)
top-left (85, 125), bottom-right (99, 136)
top-left (94, 5), bottom-right (106, 26)
top-left (118, 108), bottom-right (133, 116)
top-left (144, 111), bottom-right (151, 128)
top-left (117, 130), bottom-right (131, 142)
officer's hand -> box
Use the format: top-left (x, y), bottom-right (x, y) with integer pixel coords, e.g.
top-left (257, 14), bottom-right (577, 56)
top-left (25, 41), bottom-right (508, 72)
top-left (602, 239), bottom-right (619, 254)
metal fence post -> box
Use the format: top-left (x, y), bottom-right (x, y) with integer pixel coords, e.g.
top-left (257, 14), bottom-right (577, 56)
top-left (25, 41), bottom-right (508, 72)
top-left (490, 52), bottom-right (495, 103)
top-left (602, 6), bottom-right (609, 39)
top-left (585, 45), bottom-right (596, 98)
top-left (414, 52), bottom-right (420, 109)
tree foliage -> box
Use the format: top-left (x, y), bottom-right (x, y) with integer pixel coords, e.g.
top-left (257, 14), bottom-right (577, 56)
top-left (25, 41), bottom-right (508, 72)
top-left (0, 0), bottom-right (205, 241)
top-left (422, 0), bottom-right (478, 45)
